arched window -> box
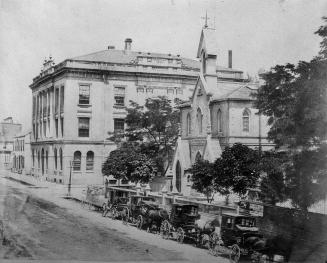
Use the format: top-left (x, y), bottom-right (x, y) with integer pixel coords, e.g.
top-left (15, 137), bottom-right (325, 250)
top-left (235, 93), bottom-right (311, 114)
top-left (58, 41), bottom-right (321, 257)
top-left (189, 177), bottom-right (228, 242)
top-left (186, 113), bottom-right (191, 136)
top-left (217, 109), bottom-right (222, 133)
top-left (38, 151), bottom-right (40, 168)
top-left (86, 151), bottom-right (94, 171)
top-left (46, 151), bottom-right (48, 170)
top-left (59, 148), bottom-right (63, 170)
top-left (54, 148), bottom-right (57, 170)
top-left (195, 152), bottom-right (202, 162)
top-left (242, 109), bottom-right (250, 132)
top-left (32, 150), bottom-right (35, 167)
top-left (197, 108), bottom-right (203, 134)
top-left (176, 161), bottom-right (181, 192)
top-left (73, 151), bottom-right (81, 171)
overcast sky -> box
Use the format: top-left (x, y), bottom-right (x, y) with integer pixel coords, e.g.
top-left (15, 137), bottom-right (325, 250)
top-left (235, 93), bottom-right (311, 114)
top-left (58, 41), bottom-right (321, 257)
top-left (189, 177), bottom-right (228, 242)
top-left (0, 0), bottom-right (326, 130)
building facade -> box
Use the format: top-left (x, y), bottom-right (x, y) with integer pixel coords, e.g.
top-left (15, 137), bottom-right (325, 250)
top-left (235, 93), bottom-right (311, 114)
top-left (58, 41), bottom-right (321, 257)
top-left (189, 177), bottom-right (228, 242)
top-left (0, 117), bottom-right (22, 170)
top-left (12, 131), bottom-right (32, 175)
top-left (171, 27), bottom-right (274, 196)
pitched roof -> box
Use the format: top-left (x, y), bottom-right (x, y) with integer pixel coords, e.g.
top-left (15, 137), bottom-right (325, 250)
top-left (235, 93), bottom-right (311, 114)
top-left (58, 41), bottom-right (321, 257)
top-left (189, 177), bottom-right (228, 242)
top-left (197, 28), bottom-right (218, 58)
top-left (210, 82), bottom-right (258, 102)
top-left (71, 49), bottom-right (242, 73)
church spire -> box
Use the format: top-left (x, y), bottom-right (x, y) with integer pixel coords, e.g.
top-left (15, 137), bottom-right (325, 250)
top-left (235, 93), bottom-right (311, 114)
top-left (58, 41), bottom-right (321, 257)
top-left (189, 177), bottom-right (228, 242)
top-left (201, 11), bottom-right (210, 29)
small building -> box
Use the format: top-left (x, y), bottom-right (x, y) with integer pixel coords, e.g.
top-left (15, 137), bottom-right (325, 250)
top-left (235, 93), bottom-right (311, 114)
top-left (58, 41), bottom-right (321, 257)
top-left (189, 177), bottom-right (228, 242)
top-left (170, 26), bottom-right (274, 196)
top-left (0, 117), bottom-right (22, 170)
top-left (12, 131), bottom-right (32, 175)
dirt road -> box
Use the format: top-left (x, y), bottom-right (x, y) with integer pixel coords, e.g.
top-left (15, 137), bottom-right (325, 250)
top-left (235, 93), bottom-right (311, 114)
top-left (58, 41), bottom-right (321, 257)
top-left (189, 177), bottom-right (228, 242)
top-left (0, 176), bottom-right (227, 262)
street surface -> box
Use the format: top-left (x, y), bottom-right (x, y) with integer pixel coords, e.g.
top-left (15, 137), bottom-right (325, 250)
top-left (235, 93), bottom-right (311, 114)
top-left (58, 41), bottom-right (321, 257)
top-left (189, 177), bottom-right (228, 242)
top-left (0, 173), bottom-right (228, 263)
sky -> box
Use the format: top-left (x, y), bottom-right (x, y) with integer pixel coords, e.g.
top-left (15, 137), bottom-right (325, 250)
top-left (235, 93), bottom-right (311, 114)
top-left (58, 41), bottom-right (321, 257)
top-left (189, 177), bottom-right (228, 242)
top-left (0, 0), bottom-right (326, 130)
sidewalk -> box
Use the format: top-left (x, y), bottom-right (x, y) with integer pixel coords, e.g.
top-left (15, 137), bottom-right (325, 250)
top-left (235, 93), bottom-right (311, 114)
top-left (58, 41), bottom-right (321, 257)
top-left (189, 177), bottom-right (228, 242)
top-left (1, 170), bottom-right (87, 203)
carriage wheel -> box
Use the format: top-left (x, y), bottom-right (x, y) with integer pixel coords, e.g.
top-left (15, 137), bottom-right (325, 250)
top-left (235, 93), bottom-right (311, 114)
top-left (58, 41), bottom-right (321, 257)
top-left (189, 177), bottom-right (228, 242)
top-left (176, 227), bottom-right (185, 243)
top-left (229, 244), bottom-right (241, 263)
top-left (122, 207), bottom-right (130, 225)
top-left (160, 220), bottom-right (170, 239)
top-left (136, 215), bottom-right (143, 229)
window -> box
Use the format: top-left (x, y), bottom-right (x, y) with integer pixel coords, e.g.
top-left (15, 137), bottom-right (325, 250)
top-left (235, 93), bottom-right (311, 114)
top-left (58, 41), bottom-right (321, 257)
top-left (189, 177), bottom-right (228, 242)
top-left (137, 87), bottom-right (144, 93)
top-left (46, 151), bottom-right (48, 169)
top-left (217, 109), bottom-right (222, 133)
top-left (79, 84), bottom-right (90, 104)
top-left (186, 113), bottom-right (191, 136)
top-left (167, 89), bottom-right (174, 95)
top-left (55, 119), bottom-right (58, 137)
top-left (146, 88), bottom-right (153, 94)
top-left (195, 152), bottom-right (202, 162)
top-left (60, 86), bottom-right (64, 112)
top-left (197, 108), bottom-right (203, 134)
top-left (73, 151), bottom-right (81, 171)
top-left (78, 117), bottom-right (90, 137)
top-left (54, 148), bottom-right (57, 170)
top-left (86, 151), bottom-right (94, 171)
top-left (147, 57), bottom-right (152, 62)
top-left (60, 117), bottom-right (64, 137)
top-left (114, 96), bottom-right (125, 106)
top-left (177, 89), bottom-right (183, 95)
top-left (242, 109), bottom-right (250, 132)
top-left (32, 150), bottom-right (35, 167)
top-left (168, 59), bottom-right (173, 64)
top-left (59, 148), bottom-right (63, 170)
top-left (114, 118), bottom-right (125, 133)
top-left (38, 151), bottom-right (40, 168)
top-left (55, 88), bottom-right (59, 113)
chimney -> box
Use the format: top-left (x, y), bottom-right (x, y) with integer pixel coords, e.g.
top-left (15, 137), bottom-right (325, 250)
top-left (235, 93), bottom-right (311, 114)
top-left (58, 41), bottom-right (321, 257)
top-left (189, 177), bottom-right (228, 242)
top-left (228, 50), bottom-right (232, 68)
top-left (124, 38), bottom-right (132, 50)
top-left (107, 46), bottom-right (115, 50)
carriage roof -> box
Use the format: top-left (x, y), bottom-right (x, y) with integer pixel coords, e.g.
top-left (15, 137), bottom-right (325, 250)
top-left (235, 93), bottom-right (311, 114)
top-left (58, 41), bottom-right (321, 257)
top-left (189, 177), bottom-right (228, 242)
top-left (222, 212), bottom-right (256, 219)
top-left (172, 204), bottom-right (199, 208)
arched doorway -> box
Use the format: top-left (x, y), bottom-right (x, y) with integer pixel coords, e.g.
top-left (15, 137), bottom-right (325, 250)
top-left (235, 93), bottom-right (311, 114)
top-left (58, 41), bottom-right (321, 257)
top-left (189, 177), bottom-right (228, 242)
top-left (176, 161), bottom-right (181, 193)
top-left (41, 149), bottom-right (44, 175)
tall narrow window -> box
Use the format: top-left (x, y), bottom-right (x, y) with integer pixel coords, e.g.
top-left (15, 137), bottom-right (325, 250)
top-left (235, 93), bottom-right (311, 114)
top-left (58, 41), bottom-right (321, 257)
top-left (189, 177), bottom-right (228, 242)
top-left (242, 109), bottom-right (250, 132)
top-left (60, 86), bottom-right (64, 112)
top-left (55, 119), bottom-right (58, 137)
top-left (32, 150), bottom-right (35, 167)
top-left (60, 117), bottom-right (64, 137)
top-left (73, 151), bottom-right (81, 171)
top-left (46, 151), bottom-right (48, 170)
top-left (114, 87), bottom-right (125, 106)
top-left (54, 148), bottom-right (57, 170)
top-left (186, 113), bottom-right (191, 136)
top-left (55, 88), bottom-right (59, 113)
top-left (79, 84), bottom-right (90, 104)
top-left (114, 118), bottom-right (125, 133)
top-left (197, 108), bottom-right (203, 134)
top-left (59, 148), bottom-right (63, 170)
top-left (217, 109), bottom-right (222, 133)
top-left (38, 151), bottom-right (40, 168)
top-left (78, 117), bottom-right (90, 137)
top-left (86, 151), bottom-right (94, 171)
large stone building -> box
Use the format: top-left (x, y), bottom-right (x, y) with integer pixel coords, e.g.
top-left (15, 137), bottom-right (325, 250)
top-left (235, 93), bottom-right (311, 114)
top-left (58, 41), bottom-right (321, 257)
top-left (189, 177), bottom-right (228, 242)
top-left (171, 27), bottom-right (273, 196)
top-left (0, 117), bottom-right (22, 170)
top-left (29, 37), bottom-right (250, 186)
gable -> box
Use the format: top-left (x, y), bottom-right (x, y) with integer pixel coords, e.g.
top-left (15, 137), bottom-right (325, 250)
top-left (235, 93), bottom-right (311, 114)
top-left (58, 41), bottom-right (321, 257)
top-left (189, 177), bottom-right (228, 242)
top-left (196, 28), bottom-right (218, 58)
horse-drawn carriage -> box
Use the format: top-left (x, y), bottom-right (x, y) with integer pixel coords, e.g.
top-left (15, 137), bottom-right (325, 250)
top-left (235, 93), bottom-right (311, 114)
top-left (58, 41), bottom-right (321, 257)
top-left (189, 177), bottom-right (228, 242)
top-left (208, 212), bottom-right (287, 263)
top-left (160, 204), bottom-right (200, 243)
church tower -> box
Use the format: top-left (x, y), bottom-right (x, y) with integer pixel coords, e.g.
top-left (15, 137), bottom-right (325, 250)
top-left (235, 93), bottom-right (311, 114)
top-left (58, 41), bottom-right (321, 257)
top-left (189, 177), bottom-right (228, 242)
top-left (196, 24), bottom-right (218, 95)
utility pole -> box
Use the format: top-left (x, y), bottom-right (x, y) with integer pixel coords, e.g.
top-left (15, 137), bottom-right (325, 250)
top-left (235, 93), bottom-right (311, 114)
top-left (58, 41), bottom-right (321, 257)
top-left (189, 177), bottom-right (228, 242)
top-left (67, 160), bottom-right (73, 196)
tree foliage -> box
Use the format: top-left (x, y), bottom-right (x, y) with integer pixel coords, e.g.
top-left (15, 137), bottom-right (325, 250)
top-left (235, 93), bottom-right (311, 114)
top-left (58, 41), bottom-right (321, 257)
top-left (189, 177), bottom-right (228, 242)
top-left (109, 96), bottom-right (180, 175)
top-left (214, 143), bottom-right (261, 196)
top-left (253, 17), bottom-right (327, 211)
top-left (102, 143), bottom-right (157, 184)
top-left (189, 160), bottom-right (217, 203)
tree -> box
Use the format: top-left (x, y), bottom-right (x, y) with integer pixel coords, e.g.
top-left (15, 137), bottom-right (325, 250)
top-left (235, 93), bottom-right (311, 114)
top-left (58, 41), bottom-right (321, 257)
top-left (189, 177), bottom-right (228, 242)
top-left (102, 143), bottom-right (157, 184)
top-left (254, 17), bottom-right (327, 211)
top-left (214, 143), bottom-right (261, 196)
top-left (258, 151), bottom-right (287, 205)
top-left (189, 160), bottom-right (218, 203)
top-left (110, 96), bottom-right (180, 175)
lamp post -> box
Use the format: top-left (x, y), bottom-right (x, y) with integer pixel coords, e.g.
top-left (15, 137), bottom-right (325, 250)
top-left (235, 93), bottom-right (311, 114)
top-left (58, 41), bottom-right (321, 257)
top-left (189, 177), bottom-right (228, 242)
top-left (67, 160), bottom-right (73, 196)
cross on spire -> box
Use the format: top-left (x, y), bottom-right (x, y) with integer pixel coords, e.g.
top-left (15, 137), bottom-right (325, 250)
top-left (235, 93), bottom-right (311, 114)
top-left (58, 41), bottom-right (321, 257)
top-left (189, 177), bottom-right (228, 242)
top-left (201, 11), bottom-right (210, 28)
